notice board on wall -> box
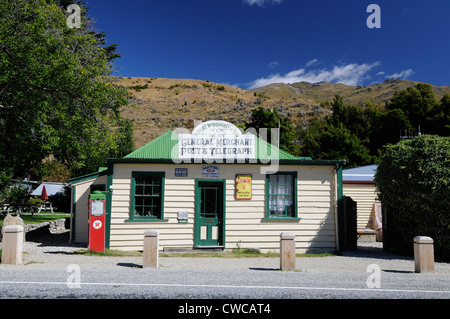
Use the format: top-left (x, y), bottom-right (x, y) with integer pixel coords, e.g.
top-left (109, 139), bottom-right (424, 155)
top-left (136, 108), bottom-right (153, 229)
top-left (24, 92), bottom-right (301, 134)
top-left (235, 174), bottom-right (252, 199)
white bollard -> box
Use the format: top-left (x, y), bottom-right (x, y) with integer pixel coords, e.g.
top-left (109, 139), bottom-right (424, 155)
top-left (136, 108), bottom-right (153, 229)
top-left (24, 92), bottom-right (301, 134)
top-left (414, 236), bottom-right (434, 273)
top-left (280, 232), bottom-right (296, 271)
top-left (143, 229), bottom-right (159, 268)
top-left (2, 225), bottom-right (24, 265)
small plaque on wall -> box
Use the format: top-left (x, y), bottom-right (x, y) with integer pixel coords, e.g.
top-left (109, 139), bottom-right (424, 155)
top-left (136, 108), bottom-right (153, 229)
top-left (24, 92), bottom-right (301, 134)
top-left (175, 168), bottom-right (188, 177)
top-left (178, 211), bottom-right (189, 223)
top-left (202, 165), bottom-right (219, 178)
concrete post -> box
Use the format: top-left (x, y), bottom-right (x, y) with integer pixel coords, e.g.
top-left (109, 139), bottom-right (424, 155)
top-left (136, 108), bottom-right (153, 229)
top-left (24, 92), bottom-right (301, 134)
top-left (2, 225), bottom-right (24, 265)
top-left (143, 229), bottom-right (159, 268)
top-left (414, 236), bottom-right (434, 273)
top-left (280, 232), bottom-right (296, 271)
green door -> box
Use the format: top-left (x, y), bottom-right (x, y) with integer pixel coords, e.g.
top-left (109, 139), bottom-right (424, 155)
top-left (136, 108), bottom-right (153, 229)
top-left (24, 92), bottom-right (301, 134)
top-left (194, 180), bottom-right (225, 248)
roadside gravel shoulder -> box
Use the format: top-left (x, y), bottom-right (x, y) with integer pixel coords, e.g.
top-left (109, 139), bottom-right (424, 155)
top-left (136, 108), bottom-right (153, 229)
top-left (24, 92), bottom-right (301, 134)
top-left (2, 231), bottom-right (450, 274)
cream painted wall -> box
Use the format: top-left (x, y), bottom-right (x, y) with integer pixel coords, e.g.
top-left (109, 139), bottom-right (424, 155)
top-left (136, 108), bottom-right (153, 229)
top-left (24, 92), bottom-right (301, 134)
top-left (343, 183), bottom-right (378, 229)
top-left (105, 163), bottom-right (338, 253)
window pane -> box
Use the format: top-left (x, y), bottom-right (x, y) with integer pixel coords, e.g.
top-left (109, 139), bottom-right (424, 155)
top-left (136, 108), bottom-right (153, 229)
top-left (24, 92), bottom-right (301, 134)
top-left (286, 195), bottom-right (293, 206)
top-left (277, 175), bottom-right (285, 195)
top-left (268, 174), bottom-right (295, 218)
top-left (269, 175), bottom-right (276, 194)
top-left (135, 206), bottom-right (144, 216)
top-left (143, 175), bottom-right (153, 185)
top-left (286, 204), bottom-right (293, 215)
top-left (269, 195), bottom-right (275, 214)
top-left (135, 186), bottom-right (144, 195)
top-left (152, 185), bottom-right (160, 196)
top-left (135, 175), bottom-right (145, 184)
top-left (143, 186), bottom-right (152, 196)
top-left (133, 173), bottom-right (163, 219)
top-left (285, 175), bottom-right (292, 194)
top-left (143, 197), bottom-right (152, 206)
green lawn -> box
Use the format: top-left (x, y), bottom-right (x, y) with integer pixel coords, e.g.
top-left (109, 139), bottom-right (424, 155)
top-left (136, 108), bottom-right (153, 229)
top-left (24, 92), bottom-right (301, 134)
top-left (0, 213), bottom-right (70, 227)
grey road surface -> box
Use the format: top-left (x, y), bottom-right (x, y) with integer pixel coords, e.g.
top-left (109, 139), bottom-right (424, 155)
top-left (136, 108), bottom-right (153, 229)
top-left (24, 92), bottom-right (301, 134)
top-left (1, 238), bottom-right (449, 317)
top-left (0, 266), bottom-right (449, 299)
top-left (0, 236), bottom-right (450, 301)
top-left (1, 240), bottom-right (449, 300)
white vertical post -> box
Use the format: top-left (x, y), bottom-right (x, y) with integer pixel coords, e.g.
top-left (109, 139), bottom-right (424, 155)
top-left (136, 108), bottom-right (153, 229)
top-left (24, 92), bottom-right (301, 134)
top-left (280, 232), bottom-right (296, 271)
top-left (414, 236), bottom-right (434, 273)
top-left (2, 225), bottom-right (24, 265)
top-left (143, 229), bottom-right (159, 268)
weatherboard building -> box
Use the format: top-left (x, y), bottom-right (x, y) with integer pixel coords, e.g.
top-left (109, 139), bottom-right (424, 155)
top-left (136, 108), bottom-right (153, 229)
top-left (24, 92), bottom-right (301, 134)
top-left (68, 120), bottom-right (348, 253)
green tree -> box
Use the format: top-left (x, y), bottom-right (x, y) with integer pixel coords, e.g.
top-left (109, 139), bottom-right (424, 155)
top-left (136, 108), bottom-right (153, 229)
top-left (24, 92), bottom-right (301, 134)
top-left (0, 0), bottom-right (130, 182)
top-left (368, 108), bottom-right (411, 155)
top-left (387, 83), bottom-right (437, 133)
top-left (112, 118), bottom-right (135, 159)
top-left (431, 94), bottom-right (450, 136)
top-left (298, 96), bottom-right (375, 167)
top-left (245, 107), bottom-right (299, 155)
top-left (0, 170), bottom-right (12, 203)
top-left (300, 121), bottom-right (374, 167)
top-left (297, 85), bottom-right (449, 168)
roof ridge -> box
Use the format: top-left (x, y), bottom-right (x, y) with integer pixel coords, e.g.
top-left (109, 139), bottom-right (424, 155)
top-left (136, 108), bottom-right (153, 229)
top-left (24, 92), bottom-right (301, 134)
top-left (123, 129), bottom-right (298, 161)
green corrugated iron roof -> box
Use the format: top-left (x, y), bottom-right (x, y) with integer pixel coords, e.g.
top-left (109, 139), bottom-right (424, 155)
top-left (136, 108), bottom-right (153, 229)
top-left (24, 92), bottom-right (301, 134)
top-left (123, 130), bottom-right (298, 161)
top-left (69, 129), bottom-right (344, 184)
top-left (124, 130), bottom-right (177, 160)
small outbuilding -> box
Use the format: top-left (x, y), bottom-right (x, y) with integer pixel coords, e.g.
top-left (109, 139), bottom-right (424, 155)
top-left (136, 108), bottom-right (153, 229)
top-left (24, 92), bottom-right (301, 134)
top-left (342, 165), bottom-right (381, 241)
top-left (69, 121), bottom-right (348, 253)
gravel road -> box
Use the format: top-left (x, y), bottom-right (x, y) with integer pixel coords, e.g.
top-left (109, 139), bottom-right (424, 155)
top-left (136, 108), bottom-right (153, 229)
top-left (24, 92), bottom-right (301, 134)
top-left (10, 231), bottom-right (450, 274)
top-left (1, 231), bottom-right (449, 300)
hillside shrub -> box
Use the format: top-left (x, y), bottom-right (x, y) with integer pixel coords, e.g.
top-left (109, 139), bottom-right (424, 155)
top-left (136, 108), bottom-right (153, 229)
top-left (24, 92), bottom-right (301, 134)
top-left (374, 135), bottom-right (450, 261)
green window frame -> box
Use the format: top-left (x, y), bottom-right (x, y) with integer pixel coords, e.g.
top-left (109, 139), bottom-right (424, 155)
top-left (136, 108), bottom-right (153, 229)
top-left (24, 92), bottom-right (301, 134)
top-left (129, 172), bottom-right (166, 221)
top-left (265, 172), bottom-right (299, 220)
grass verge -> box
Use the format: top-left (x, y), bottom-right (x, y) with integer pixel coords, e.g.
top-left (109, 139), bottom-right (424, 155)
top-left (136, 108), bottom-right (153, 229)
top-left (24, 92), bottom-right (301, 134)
top-left (73, 248), bottom-right (338, 258)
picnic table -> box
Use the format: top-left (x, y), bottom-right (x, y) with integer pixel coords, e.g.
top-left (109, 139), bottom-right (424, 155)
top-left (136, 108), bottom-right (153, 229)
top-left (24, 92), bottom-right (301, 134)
top-left (37, 201), bottom-right (54, 213)
top-left (1, 204), bottom-right (12, 216)
top-left (1, 201), bottom-right (55, 217)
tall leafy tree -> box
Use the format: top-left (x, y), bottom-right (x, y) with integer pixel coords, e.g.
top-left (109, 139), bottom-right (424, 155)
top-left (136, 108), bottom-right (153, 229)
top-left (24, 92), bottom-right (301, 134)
top-left (299, 96), bottom-right (376, 167)
top-left (0, 0), bottom-right (130, 182)
top-left (386, 83), bottom-right (437, 133)
top-left (245, 107), bottom-right (299, 155)
top-left (297, 85), bottom-right (449, 167)
top-left (432, 94), bottom-right (450, 136)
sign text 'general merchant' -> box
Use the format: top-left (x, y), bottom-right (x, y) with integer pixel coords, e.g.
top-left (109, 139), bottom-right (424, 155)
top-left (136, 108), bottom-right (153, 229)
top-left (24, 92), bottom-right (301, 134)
top-left (178, 134), bottom-right (256, 159)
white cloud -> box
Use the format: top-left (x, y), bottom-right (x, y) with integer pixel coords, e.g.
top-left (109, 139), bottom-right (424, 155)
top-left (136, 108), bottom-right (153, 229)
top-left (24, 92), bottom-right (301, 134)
top-left (385, 69), bottom-right (414, 79)
top-left (247, 61), bottom-right (381, 89)
top-left (305, 59), bottom-right (318, 67)
top-left (242, 0), bottom-right (282, 7)
top-left (268, 61), bottom-right (279, 68)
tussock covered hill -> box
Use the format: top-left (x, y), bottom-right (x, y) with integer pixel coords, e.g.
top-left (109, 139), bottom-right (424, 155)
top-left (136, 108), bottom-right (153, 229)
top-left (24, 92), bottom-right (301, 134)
top-left (114, 77), bottom-right (324, 148)
top-left (115, 77), bottom-right (450, 149)
top-left (251, 78), bottom-right (450, 106)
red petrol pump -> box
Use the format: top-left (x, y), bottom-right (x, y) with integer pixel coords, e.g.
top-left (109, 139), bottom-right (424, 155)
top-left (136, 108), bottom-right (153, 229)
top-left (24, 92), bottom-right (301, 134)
top-left (89, 190), bottom-right (106, 253)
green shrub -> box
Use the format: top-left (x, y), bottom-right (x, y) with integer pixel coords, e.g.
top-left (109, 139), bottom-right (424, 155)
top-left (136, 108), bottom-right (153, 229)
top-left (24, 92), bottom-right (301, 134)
top-left (375, 135), bottom-right (450, 260)
top-left (128, 84), bottom-right (149, 92)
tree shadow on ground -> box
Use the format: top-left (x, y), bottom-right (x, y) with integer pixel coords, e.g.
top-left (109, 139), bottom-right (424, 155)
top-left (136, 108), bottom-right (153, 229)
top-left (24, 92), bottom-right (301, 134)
top-left (341, 243), bottom-right (413, 261)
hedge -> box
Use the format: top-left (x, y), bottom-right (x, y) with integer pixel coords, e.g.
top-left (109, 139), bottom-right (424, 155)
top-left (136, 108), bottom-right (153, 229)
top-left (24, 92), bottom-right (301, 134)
top-left (374, 135), bottom-right (450, 261)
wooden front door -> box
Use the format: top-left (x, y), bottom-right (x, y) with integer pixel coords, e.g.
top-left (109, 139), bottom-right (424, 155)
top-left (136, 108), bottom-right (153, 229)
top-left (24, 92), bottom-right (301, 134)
top-left (194, 180), bottom-right (225, 248)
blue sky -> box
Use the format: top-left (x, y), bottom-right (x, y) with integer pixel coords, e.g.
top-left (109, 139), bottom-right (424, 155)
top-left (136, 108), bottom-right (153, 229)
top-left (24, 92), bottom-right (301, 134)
top-left (85, 0), bottom-right (450, 89)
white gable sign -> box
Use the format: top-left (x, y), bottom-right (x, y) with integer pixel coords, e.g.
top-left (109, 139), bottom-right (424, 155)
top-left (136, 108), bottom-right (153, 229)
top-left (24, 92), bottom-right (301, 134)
top-left (178, 121), bottom-right (256, 160)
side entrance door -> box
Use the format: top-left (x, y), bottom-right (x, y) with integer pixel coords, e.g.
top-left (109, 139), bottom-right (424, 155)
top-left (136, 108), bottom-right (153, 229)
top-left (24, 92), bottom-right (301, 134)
top-left (194, 180), bottom-right (225, 248)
